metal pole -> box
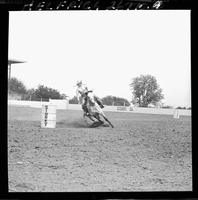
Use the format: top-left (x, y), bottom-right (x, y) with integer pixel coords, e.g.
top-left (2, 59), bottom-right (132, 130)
top-left (8, 64), bottom-right (11, 94)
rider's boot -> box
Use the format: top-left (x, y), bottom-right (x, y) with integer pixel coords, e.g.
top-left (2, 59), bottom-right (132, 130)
top-left (98, 101), bottom-right (104, 108)
top-left (95, 97), bottom-right (104, 108)
top-left (100, 103), bottom-right (104, 108)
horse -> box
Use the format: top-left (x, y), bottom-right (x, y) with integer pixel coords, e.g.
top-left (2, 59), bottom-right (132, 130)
top-left (82, 93), bottom-right (114, 128)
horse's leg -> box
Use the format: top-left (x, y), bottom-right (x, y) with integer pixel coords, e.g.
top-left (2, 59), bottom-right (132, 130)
top-left (83, 113), bottom-right (99, 128)
top-left (87, 113), bottom-right (102, 128)
top-left (93, 104), bottom-right (114, 128)
top-left (87, 115), bottom-right (96, 122)
top-left (101, 114), bottom-right (114, 128)
top-left (94, 113), bottom-right (104, 124)
top-left (83, 112), bottom-right (95, 122)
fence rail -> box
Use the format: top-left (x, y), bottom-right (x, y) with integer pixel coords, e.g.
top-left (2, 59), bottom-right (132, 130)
top-left (8, 100), bottom-right (191, 116)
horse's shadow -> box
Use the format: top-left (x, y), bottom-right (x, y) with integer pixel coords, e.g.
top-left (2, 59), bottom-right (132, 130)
top-left (89, 121), bottom-right (110, 128)
top-left (57, 120), bottom-right (87, 128)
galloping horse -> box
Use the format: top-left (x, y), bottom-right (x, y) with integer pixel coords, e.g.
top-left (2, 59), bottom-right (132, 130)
top-left (83, 93), bottom-right (114, 128)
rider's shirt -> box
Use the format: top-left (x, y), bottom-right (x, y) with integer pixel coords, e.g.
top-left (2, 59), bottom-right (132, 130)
top-left (76, 84), bottom-right (89, 103)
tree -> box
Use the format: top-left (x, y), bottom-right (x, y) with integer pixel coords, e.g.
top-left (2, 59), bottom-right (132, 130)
top-left (8, 77), bottom-right (27, 94)
top-left (24, 88), bottom-right (37, 100)
top-left (101, 96), bottom-right (130, 106)
top-left (162, 105), bottom-right (173, 109)
top-left (33, 85), bottom-right (64, 100)
top-left (24, 87), bottom-right (67, 101)
top-left (130, 74), bottom-right (164, 107)
top-left (69, 96), bottom-right (79, 104)
top-left (177, 106), bottom-right (186, 110)
top-left (61, 94), bottom-right (69, 99)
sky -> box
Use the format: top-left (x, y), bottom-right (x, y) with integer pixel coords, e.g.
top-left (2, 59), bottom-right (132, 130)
top-left (8, 10), bottom-right (191, 107)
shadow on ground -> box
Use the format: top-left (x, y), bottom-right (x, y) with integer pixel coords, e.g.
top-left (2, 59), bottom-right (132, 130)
top-left (57, 119), bottom-right (110, 129)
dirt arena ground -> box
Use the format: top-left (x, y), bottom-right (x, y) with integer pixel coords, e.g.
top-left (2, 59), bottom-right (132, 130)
top-left (8, 106), bottom-right (192, 192)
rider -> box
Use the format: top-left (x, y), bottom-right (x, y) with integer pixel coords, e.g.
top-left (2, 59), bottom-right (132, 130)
top-left (76, 80), bottom-right (104, 115)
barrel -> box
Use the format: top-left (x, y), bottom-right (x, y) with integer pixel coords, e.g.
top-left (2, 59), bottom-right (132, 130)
top-left (41, 105), bottom-right (56, 128)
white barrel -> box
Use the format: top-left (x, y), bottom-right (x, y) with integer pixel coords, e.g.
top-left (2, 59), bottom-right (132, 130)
top-left (41, 105), bottom-right (56, 128)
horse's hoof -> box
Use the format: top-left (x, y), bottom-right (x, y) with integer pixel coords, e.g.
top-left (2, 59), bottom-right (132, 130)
top-left (90, 121), bottom-right (102, 128)
top-left (90, 122), bottom-right (96, 128)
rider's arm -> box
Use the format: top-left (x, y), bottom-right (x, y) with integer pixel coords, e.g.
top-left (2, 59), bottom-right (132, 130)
top-left (76, 89), bottom-right (81, 104)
